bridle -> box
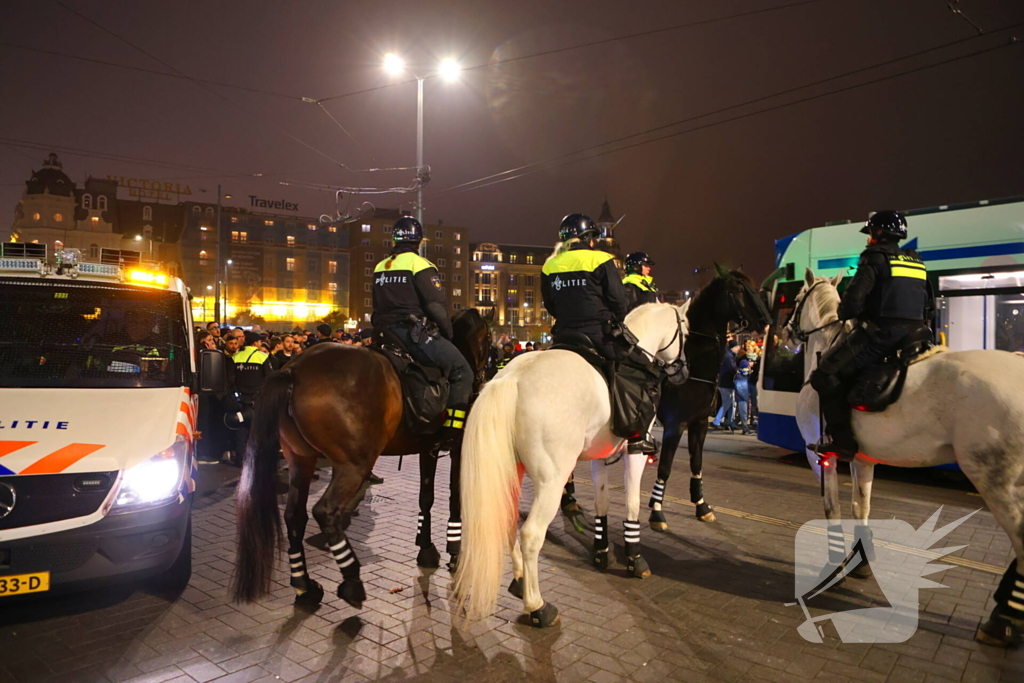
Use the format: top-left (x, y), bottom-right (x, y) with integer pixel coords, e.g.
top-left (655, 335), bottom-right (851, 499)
top-left (786, 280), bottom-right (841, 343)
top-left (652, 306), bottom-right (688, 384)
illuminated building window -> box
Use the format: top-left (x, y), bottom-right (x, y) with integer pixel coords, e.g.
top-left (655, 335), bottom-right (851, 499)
top-left (525, 290), bottom-right (535, 306)
top-left (199, 250), bottom-right (208, 258)
top-left (97, 195), bottom-right (107, 210)
top-left (365, 252), bottom-right (374, 261)
top-left (54, 213), bottom-right (64, 222)
top-left (454, 260), bottom-right (461, 268)
top-left (286, 257), bottom-right (295, 271)
top-left (231, 216), bottom-right (239, 223)
top-left (328, 282), bottom-right (337, 292)
top-left (328, 260), bottom-right (337, 274)
top-left (264, 220), bottom-right (274, 226)
top-left (82, 194), bottom-right (92, 209)
top-left (453, 288), bottom-right (462, 297)
top-left (362, 224), bottom-right (371, 233)
top-left (508, 253), bottom-right (518, 264)
top-left (91, 216), bottom-right (99, 224)
top-left (329, 226), bottom-right (337, 233)
top-left (453, 232), bottom-right (461, 241)
top-left (32, 213), bottom-right (40, 221)
top-left (508, 274), bottom-right (517, 286)
top-left (287, 236), bottom-right (295, 246)
top-left (438, 258), bottom-right (446, 267)
top-left (308, 223), bottom-right (316, 230)
top-left (526, 254), bottom-right (534, 265)
top-left (231, 231), bottom-right (248, 243)
top-left (143, 206), bottom-right (153, 221)
top-left (453, 246), bottom-right (461, 255)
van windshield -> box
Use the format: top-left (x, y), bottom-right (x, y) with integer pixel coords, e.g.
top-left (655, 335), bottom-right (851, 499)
top-left (0, 279), bottom-right (189, 388)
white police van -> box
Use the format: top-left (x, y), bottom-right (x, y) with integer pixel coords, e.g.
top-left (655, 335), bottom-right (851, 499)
top-left (0, 243), bottom-right (225, 597)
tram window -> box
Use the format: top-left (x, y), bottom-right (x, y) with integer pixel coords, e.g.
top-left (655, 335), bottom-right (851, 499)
top-left (761, 281), bottom-right (805, 393)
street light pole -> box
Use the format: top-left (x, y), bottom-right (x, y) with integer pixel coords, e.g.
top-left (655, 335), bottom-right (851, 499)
top-left (416, 77), bottom-right (424, 227)
top-left (223, 259), bottom-right (232, 322)
top-left (214, 184), bottom-right (223, 322)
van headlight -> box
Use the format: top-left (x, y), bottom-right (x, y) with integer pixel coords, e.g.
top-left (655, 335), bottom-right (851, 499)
top-left (111, 436), bottom-right (189, 513)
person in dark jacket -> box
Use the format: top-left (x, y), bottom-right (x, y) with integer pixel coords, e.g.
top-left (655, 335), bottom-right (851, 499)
top-left (372, 216), bottom-right (472, 447)
top-left (622, 252), bottom-right (660, 311)
top-left (541, 213), bottom-right (661, 455)
top-left (810, 211), bottom-right (934, 461)
top-left (711, 340), bottom-right (740, 432)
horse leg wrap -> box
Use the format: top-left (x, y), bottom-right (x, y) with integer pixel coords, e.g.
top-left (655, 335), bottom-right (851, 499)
top-left (508, 577), bottom-right (524, 599)
top-left (445, 520), bottom-right (462, 557)
top-left (593, 515), bottom-right (610, 569)
top-left (288, 550), bottom-right (316, 596)
top-left (330, 538), bottom-right (361, 577)
top-left (561, 480), bottom-right (580, 513)
top-left (529, 602), bottom-right (560, 628)
top-left (623, 520), bottom-right (641, 555)
top-left (994, 560), bottom-right (1024, 621)
top-left (416, 513), bottom-right (430, 547)
top-left (648, 478), bottom-right (666, 509)
top-left (690, 478), bottom-right (712, 519)
top-left (827, 525), bottom-right (846, 566)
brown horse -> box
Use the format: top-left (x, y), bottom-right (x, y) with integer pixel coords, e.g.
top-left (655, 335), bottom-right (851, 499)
top-left (232, 308), bottom-right (492, 608)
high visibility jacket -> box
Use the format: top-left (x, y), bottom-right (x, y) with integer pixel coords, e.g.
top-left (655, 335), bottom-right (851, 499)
top-left (371, 247), bottom-right (452, 338)
top-left (622, 273), bottom-right (659, 310)
top-left (231, 346), bottom-right (270, 401)
top-left (839, 242), bottom-right (932, 323)
top-left (541, 244), bottom-right (628, 333)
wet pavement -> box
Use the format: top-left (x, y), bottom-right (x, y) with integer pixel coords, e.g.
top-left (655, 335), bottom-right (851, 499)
top-left (1, 432), bottom-right (1022, 682)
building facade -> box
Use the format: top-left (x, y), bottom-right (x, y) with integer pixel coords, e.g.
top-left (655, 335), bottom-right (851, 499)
top-left (470, 242), bottom-right (553, 342)
top-left (347, 209), bottom-right (470, 328)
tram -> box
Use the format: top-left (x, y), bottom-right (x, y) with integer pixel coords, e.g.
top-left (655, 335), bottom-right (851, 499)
top-left (757, 196), bottom-right (1024, 453)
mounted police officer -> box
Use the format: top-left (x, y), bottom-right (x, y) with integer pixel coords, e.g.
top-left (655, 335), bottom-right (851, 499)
top-left (541, 214), bottom-right (661, 455)
top-left (622, 252), bottom-right (659, 310)
top-left (810, 210), bottom-right (934, 462)
top-left (372, 216), bottom-right (472, 447)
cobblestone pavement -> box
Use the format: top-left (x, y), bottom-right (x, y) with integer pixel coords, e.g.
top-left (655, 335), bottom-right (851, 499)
top-left (1, 433), bottom-right (1022, 683)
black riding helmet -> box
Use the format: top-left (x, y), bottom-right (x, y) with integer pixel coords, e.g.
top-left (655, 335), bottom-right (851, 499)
top-left (393, 216), bottom-right (423, 243)
top-left (558, 214), bottom-right (598, 243)
top-left (625, 252), bottom-right (655, 274)
top-left (861, 210), bottom-right (908, 242)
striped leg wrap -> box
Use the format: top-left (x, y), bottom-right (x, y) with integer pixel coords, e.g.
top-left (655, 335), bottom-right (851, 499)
top-left (623, 520), bottom-right (641, 558)
top-left (446, 520), bottom-right (462, 554)
top-left (827, 525), bottom-right (846, 565)
top-left (442, 408), bottom-right (467, 430)
top-left (691, 477), bottom-right (712, 518)
top-left (649, 479), bottom-right (666, 507)
top-left (416, 513), bottom-right (430, 546)
top-left (853, 524), bottom-right (876, 561)
top-left (288, 550), bottom-right (310, 590)
top-left (994, 560), bottom-right (1024, 619)
top-left (329, 538), bottom-right (360, 578)
top-left (594, 515), bottom-right (609, 552)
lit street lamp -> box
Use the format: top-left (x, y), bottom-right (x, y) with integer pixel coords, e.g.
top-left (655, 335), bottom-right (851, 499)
top-left (223, 259), bottom-right (233, 321)
top-left (383, 53), bottom-right (461, 226)
top-left (134, 234), bottom-right (153, 260)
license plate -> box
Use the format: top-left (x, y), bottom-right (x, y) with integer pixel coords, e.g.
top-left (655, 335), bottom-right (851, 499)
top-left (0, 572), bottom-right (50, 597)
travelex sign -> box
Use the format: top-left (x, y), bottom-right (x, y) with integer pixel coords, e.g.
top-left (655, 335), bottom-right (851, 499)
top-left (250, 195), bottom-right (299, 211)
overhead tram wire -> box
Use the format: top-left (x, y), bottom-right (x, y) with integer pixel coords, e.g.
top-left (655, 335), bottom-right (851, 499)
top-left (437, 23), bottom-right (1024, 197)
top-left (52, 0), bottom-right (354, 172)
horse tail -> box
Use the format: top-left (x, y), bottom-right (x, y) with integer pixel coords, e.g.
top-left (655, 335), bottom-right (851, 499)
top-left (453, 375), bottom-right (521, 622)
top-left (232, 367), bottom-right (292, 603)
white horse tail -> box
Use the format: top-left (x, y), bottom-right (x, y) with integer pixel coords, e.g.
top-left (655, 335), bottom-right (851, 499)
top-left (454, 375), bottom-right (521, 622)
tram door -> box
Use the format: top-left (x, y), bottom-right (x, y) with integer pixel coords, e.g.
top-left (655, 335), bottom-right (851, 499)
top-left (936, 271), bottom-right (1024, 352)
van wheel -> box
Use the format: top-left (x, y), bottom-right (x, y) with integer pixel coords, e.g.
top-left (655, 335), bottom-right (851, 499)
top-left (154, 518), bottom-right (192, 594)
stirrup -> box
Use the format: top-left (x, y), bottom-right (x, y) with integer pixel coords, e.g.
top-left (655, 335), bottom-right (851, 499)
top-left (808, 441), bottom-right (857, 464)
top-left (627, 437), bottom-right (658, 456)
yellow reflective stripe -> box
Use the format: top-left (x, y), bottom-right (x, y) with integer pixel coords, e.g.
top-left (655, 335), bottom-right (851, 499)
top-left (450, 409), bottom-right (467, 418)
top-left (890, 260), bottom-right (925, 269)
top-left (442, 419), bottom-right (465, 429)
top-left (891, 266), bottom-right (927, 280)
top-left (541, 249), bottom-right (614, 275)
top-left (374, 252), bottom-right (437, 273)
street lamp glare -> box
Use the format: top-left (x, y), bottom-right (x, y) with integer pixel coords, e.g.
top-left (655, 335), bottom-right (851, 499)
top-left (438, 58), bottom-right (461, 82)
top-left (227, 259), bottom-right (233, 265)
top-left (134, 235), bottom-right (142, 241)
top-left (383, 53), bottom-right (405, 76)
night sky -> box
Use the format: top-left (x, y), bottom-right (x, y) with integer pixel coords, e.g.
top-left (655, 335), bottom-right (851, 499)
top-left (2, 0), bottom-right (1022, 291)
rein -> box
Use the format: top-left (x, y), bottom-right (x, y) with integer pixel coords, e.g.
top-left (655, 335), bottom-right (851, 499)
top-left (787, 281), bottom-right (842, 343)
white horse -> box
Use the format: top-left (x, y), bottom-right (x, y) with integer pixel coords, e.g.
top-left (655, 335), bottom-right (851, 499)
top-left (789, 268), bottom-right (1024, 647)
top-left (453, 302), bottom-right (689, 626)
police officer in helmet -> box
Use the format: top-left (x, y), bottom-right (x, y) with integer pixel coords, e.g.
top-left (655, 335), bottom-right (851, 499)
top-left (810, 210), bottom-right (933, 462)
top-left (372, 216), bottom-right (472, 447)
top-left (623, 252), bottom-right (659, 310)
top-left (541, 214), bottom-right (659, 455)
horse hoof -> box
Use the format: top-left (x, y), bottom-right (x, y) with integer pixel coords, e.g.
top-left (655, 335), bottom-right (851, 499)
top-left (593, 549), bottom-right (611, 571)
top-left (508, 577), bottom-right (524, 599)
top-left (848, 560), bottom-right (873, 580)
top-left (529, 602), bottom-right (560, 628)
top-left (976, 613), bottom-right (1023, 648)
top-left (446, 554), bottom-right (460, 573)
top-left (697, 506), bottom-right (716, 523)
top-left (337, 580), bottom-right (366, 609)
top-left (649, 510), bottom-right (668, 532)
top-left (561, 501), bottom-right (582, 516)
top-left (294, 580), bottom-right (324, 608)
top-left (417, 544), bottom-right (440, 569)
top-left (627, 555), bottom-right (651, 579)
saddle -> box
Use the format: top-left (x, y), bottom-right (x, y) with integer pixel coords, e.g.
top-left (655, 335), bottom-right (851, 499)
top-left (369, 328), bottom-right (449, 435)
top-left (550, 331), bottom-right (662, 440)
top-left (848, 327), bottom-right (936, 413)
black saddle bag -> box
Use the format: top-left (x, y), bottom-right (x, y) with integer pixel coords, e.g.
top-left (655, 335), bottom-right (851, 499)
top-left (846, 325), bottom-right (933, 412)
top-left (610, 347), bottom-right (663, 440)
top-left (371, 328), bottom-right (449, 435)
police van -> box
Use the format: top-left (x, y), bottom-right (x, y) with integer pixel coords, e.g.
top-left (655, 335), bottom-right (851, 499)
top-left (0, 243), bottom-right (225, 597)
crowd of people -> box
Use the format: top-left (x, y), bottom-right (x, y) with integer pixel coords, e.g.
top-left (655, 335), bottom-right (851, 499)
top-left (710, 336), bottom-right (763, 435)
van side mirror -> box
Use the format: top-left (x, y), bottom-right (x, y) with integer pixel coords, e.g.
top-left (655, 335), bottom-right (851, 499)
top-left (198, 349), bottom-right (227, 394)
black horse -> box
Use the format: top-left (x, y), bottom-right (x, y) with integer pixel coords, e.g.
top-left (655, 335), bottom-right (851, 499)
top-left (648, 266), bottom-right (772, 530)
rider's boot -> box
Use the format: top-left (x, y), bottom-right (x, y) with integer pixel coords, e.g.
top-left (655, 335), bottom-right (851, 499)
top-left (438, 404), bottom-right (468, 452)
top-left (811, 386), bottom-right (859, 462)
top-left (627, 433), bottom-right (658, 455)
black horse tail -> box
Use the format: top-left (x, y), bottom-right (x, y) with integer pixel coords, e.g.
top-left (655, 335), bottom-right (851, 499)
top-left (232, 367), bottom-right (292, 603)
